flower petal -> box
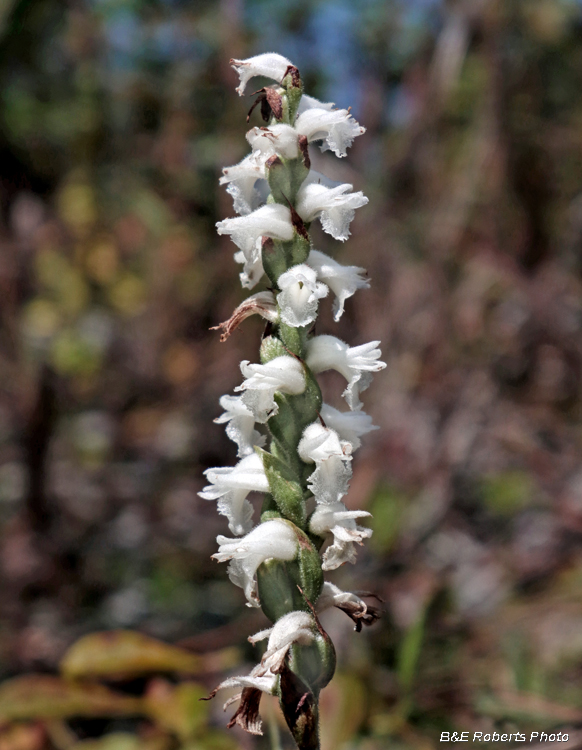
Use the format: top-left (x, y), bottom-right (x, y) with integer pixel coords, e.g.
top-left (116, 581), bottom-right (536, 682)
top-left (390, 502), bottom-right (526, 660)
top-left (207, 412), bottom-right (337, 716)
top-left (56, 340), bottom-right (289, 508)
top-left (230, 53), bottom-right (293, 96)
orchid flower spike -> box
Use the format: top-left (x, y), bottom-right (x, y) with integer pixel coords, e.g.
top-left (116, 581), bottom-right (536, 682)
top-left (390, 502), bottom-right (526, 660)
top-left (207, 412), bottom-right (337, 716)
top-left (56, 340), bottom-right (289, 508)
top-left (208, 53), bottom-right (382, 747)
top-left (306, 335), bottom-right (386, 410)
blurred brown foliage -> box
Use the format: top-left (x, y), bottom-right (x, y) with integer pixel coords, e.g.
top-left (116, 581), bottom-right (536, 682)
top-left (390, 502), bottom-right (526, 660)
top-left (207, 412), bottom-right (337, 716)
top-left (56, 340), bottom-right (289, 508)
top-left (2, 0), bottom-right (582, 748)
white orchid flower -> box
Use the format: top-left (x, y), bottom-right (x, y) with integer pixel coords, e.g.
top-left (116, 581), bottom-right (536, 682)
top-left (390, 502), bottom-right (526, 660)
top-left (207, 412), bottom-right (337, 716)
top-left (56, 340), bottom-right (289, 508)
top-left (296, 94), bottom-right (336, 114)
top-left (219, 152), bottom-right (267, 215)
top-left (246, 124), bottom-right (300, 161)
top-left (276, 264), bottom-right (328, 327)
top-left (295, 107), bottom-right (366, 158)
top-left (309, 501), bottom-right (372, 570)
top-left (235, 355), bottom-right (306, 423)
top-left (199, 452), bottom-right (269, 536)
top-left (203, 663), bottom-right (277, 736)
top-left (217, 204), bottom-right (294, 289)
top-left (214, 394), bottom-right (266, 458)
top-left (306, 335), bottom-right (386, 410)
top-left (319, 402), bottom-right (378, 450)
top-left (298, 422), bottom-right (352, 506)
top-left (296, 182), bottom-right (368, 241)
top-left (213, 519), bottom-right (299, 605)
top-left (230, 53), bottom-right (293, 96)
top-left (248, 611), bottom-right (316, 673)
top-left (317, 582), bottom-right (381, 631)
top-left (307, 249), bottom-right (369, 321)
top-left (206, 611), bottom-right (317, 736)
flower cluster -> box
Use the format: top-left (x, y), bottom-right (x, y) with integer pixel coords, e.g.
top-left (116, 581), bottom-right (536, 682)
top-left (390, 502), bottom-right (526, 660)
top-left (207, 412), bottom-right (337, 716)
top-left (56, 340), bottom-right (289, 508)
top-left (201, 53), bottom-right (384, 749)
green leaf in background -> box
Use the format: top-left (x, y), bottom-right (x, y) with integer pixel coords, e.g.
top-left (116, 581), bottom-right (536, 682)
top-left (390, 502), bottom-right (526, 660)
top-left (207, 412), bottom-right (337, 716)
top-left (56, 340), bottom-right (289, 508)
top-left (0, 676), bottom-right (142, 722)
top-left (368, 484), bottom-right (407, 553)
top-left (144, 680), bottom-right (208, 742)
top-left (70, 733), bottom-right (172, 750)
top-left (480, 470), bottom-right (535, 516)
top-left (60, 630), bottom-right (201, 680)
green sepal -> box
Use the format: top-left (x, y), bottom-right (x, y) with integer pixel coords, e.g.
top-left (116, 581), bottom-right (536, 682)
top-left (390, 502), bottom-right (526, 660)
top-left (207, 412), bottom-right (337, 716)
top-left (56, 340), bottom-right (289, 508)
top-left (260, 335), bottom-right (287, 363)
top-left (281, 66), bottom-right (303, 122)
top-left (266, 156), bottom-right (310, 206)
top-left (256, 558), bottom-right (309, 622)
top-left (262, 234), bottom-right (311, 288)
top-left (260, 493), bottom-right (282, 523)
top-left (289, 632), bottom-right (336, 696)
top-left (256, 447), bottom-right (305, 528)
top-left (267, 368), bottom-right (321, 466)
top-left (256, 521), bottom-right (322, 622)
top-left (279, 321), bottom-right (308, 358)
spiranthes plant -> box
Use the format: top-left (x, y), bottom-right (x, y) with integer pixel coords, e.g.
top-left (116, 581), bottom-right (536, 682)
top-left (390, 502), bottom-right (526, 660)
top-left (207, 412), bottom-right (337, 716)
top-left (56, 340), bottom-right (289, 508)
top-left (201, 52), bottom-right (385, 750)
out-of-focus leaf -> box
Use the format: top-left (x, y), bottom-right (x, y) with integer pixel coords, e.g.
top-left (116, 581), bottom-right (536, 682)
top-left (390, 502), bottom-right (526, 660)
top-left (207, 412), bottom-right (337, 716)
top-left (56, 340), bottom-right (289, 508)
top-left (108, 274), bottom-right (146, 317)
top-left (397, 603), bottom-right (428, 696)
top-left (50, 329), bottom-right (101, 376)
top-left (319, 672), bottom-right (367, 750)
top-left (0, 723), bottom-right (45, 750)
top-left (70, 733), bottom-right (171, 750)
top-left (60, 630), bottom-right (201, 680)
top-left (180, 730), bottom-right (239, 750)
top-left (476, 690), bottom-right (582, 725)
top-left (57, 182), bottom-right (97, 235)
top-left (0, 676), bottom-right (142, 722)
top-left (144, 679), bottom-right (207, 741)
top-left (368, 485), bottom-right (406, 553)
top-left (480, 471), bottom-right (534, 516)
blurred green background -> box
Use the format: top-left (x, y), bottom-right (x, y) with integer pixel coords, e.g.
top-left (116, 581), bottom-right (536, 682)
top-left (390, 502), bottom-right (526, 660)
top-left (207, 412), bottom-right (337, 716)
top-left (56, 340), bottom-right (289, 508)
top-left (2, 0), bottom-right (582, 747)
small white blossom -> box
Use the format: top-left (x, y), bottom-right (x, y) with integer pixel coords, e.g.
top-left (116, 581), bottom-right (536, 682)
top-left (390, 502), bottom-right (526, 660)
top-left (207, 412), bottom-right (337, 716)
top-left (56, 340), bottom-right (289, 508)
top-left (230, 53), bottom-right (293, 96)
top-left (205, 663), bottom-right (278, 736)
top-left (309, 501), bottom-right (372, 570)
top-left (320, 403), bottom-right (378, 451)
top-left (316, 582), bottom-right (381, 630)
top-left (298, 422), bottom-right (352, 464)
top-left (248, 611), bottom-right (316, 673)
top-left (234, 249), bottom-right (265, 289)
top-left (246, 124), bottom-right (300, 161)
top-left (295, 107), bottom-right (366, 158)
top-left (276, 264), bottom-right (328, 327)
top-left (307, 249), bottom-right (369, 321)
top-left (199, 453), bottom-right (269, 536)
top-left (213, 519), bottom-right (298, 605)
top-left (296, 94), bottom-right (336, 114)
top-left (298, 422), bottom-right (352, 506)
top-left (217, 204), bottom-right (294, 289)
top-left (306, 335), bottom-right (386, 410)
top-left (217, 203), bottom-right (293, 256)
top-left (215, 395), bottom-right (266, 458)
top-left (207, 611), bottom-right (316, 735)
top-left (235, 356), bottom-right (306, 422)
top-left (296, 182), bottom-right (368, 241)
top-left (219, 152), bottom-right (267, 215)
